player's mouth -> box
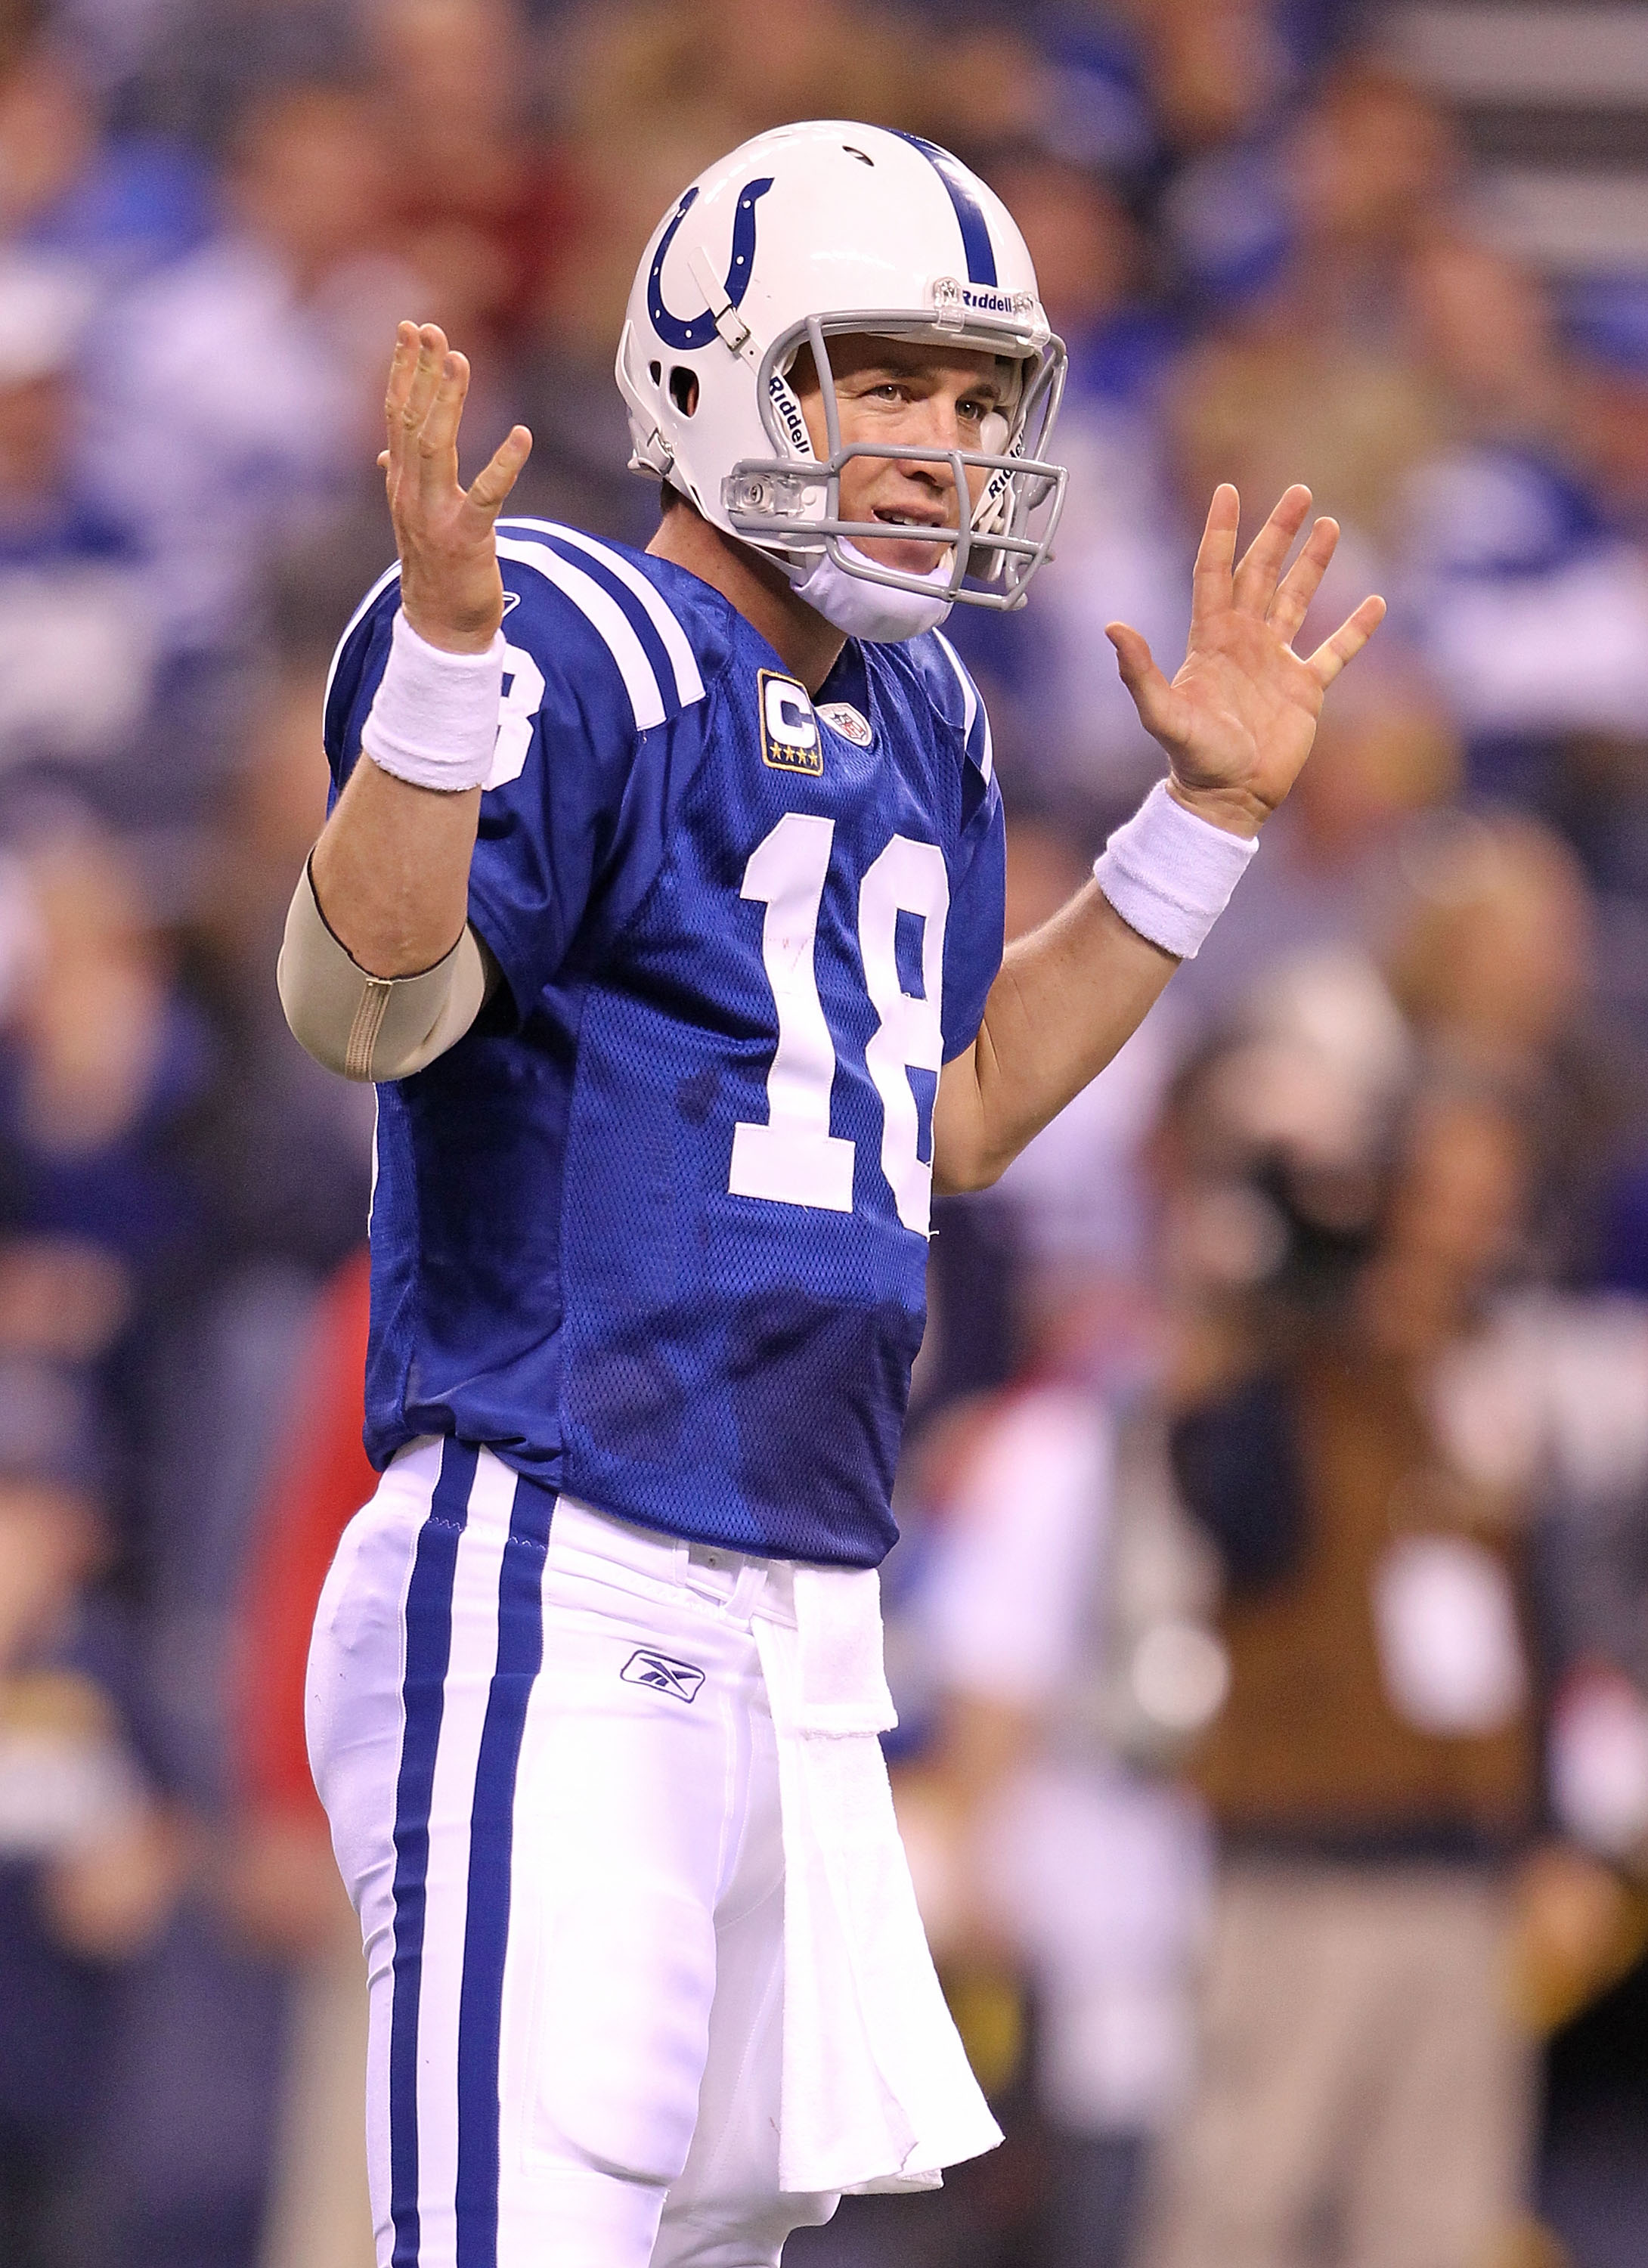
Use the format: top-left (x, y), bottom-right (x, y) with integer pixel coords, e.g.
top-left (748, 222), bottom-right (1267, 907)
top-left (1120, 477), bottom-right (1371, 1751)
top-left (861, 503), bottom-right (953, 573)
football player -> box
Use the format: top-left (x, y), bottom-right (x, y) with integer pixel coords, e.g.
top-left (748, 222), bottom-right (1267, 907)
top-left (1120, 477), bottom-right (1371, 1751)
top-left (283, 122), bottom-right (1382, 2268)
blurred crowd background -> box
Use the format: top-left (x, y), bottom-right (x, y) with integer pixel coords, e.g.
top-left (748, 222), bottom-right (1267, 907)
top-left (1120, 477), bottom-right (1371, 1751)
top-left (4, 0), bottom-right (1648, 2263)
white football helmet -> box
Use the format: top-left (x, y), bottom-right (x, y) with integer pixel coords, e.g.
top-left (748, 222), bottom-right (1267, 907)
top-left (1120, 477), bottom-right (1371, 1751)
top-left (615, 119), bottom-right (1068, 621)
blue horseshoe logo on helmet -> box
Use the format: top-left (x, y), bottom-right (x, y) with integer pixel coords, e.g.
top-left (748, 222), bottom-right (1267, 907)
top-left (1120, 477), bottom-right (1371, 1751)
top-left (648, 177), bottom-right (774, 351)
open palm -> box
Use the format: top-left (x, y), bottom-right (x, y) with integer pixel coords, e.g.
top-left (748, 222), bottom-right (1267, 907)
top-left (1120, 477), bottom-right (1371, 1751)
top-left (379, 320), bottom-right (532, 652)
top-left (1107, 485), bottom-right (1386, 836)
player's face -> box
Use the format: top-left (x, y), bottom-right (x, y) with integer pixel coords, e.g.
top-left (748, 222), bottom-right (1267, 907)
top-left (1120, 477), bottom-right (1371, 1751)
top-left (791, 336), bottom-right (1011, 577)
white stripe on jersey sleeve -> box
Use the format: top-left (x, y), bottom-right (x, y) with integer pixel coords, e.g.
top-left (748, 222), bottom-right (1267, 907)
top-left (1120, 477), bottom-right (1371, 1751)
top-left (324, 556), bottom-right (402, 712)
top-left (931, 631), bottom-right (993, 785)
top-left (495, 534), bottom-right (667, 732)
top-left (511, 521), bottom-right (707, 711)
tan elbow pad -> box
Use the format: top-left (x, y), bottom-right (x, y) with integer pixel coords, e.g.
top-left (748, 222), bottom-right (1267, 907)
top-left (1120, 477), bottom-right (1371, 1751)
top-left (277, 859), bottom-right (493, 1081)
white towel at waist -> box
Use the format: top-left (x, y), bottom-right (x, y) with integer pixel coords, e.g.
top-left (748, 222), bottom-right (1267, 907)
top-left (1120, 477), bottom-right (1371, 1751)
top-left (752, 1563), bottom-right (1003, 2197)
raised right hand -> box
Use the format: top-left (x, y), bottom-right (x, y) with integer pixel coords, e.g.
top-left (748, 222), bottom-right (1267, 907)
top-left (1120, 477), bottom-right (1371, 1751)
top-left (379, 321), bottom-right (533, 655)
top-left (1105, 483), bottom-right (1385, 839)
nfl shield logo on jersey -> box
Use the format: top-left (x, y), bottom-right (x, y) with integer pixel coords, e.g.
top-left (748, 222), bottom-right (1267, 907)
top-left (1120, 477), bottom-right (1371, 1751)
top-left (621, 1648), bottom-right (708, 1703)
top-left (818, 701), bottom-right (873, 747)
top-left (757, 669), bottom-right (822, 775)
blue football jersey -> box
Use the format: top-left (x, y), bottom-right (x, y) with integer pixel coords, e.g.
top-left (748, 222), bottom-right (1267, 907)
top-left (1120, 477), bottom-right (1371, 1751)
top-left (324, 519), bottom-right (1005, 1566)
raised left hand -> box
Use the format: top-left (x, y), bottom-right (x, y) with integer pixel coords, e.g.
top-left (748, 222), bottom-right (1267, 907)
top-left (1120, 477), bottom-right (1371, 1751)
top-left (1106, 484), bottom-right (1386, 838)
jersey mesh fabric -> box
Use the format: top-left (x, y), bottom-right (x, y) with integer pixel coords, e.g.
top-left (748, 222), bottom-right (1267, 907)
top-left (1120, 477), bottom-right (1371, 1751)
top-left (325, 520), bottom-right (1005, 1566)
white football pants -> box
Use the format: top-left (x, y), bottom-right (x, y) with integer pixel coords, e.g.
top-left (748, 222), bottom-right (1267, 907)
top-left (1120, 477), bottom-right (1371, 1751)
top-left (306, 1437), bottom-right (841, 2267)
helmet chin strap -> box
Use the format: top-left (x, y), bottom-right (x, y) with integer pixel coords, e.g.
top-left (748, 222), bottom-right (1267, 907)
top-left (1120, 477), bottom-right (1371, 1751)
top-left (789, 541), bottom-right (955, 643)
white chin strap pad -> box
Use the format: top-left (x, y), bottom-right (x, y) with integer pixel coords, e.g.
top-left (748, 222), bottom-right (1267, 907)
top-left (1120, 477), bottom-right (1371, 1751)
top-left (791, 542), bottom-right (954, 643)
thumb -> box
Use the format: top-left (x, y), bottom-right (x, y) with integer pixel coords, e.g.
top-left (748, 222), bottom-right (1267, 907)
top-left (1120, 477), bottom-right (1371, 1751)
top-left (466, 425), bottom-right (534, 525)
top-left (1107, 621), bottom-right (1174, 737)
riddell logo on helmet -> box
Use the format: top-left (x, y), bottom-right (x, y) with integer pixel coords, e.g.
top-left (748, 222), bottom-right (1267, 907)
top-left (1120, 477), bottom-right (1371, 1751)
top-left (768, 373), bottom-right (810, 455)
top-left (931, 277), bottom-right (1036, 321)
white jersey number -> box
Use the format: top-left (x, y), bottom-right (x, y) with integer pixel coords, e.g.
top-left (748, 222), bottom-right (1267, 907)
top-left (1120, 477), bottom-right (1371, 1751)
top-left (486, 643), bottom-right (547, 789)
top-left (729, 813), bottom-right (951, 1235)
top-left (860, 836), bottom-right (949, 1234)
top-left (728, 814), bottom-right (857, 1212)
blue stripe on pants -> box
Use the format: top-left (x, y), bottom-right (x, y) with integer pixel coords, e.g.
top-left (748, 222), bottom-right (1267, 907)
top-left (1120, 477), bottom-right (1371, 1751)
top-left (389, 1439), bottom-right (479, 2268)
top-left (454, 1473), bottom-right (556, 2267)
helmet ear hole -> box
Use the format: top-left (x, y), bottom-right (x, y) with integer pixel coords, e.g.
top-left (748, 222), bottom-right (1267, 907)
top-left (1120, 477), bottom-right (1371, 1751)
top-left (649, 360), bottom-right (661, 385)
top-left (668, 367), bottom-right (699, 417)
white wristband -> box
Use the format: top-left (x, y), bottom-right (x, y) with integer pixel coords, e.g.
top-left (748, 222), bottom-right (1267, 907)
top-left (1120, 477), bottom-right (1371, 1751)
top-left (359, 608), bottom-right (506, 792)
top-left (1092, 779), bottom-right (1259, 959)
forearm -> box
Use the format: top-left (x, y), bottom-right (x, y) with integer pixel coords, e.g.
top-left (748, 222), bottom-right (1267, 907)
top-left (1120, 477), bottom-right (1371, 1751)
top-left (933, 882), bottom-right (1175, 1191)
top-left (283, 754), bottom-right (494, 1082)
top-left (302, 325), bottom-right (528, 979)
top-left (309, 758), bottom-right (480, 978)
